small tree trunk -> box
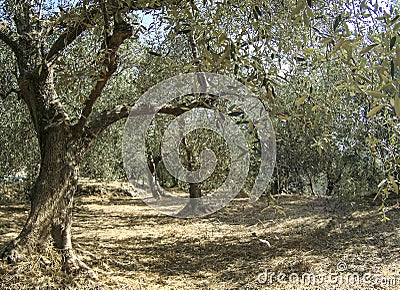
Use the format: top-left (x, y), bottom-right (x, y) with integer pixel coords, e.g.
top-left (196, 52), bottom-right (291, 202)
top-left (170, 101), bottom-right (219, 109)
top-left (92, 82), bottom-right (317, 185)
top-left (2, 125), bottom-right (94, 276)
top-left (188, 182), bottom-right (202, 208)
top-left (178, 182), bottom-right (207, 217)
top-left (326, 171), bottom-right (342, 196)
top-left (147, 154), bottom-right (164, 199)
top-left (177, 137), bottom-right (211, 216)
top-left (307, 172), bottom-right (316, 195)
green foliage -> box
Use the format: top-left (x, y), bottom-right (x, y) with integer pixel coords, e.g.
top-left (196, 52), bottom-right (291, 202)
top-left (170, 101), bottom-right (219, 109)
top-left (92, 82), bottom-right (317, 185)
top-left (0, 0), bottom-right (398, 206)
top-left (0, 98), bottom-right (39, 200)
top-left (0, 41), bottom-right (39, 200)
top-left (82, 120), bottom-right (126, 181)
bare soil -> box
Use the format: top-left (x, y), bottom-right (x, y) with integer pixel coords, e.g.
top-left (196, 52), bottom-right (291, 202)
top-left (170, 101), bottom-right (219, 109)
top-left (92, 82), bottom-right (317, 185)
top-left (0, 179), bottom-right (399, 289)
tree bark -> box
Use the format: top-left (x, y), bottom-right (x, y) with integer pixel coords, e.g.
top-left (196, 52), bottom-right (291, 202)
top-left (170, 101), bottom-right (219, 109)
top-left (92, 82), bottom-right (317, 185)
top-left (0, 0), bottom-right (189, 278)
top-left (177, 136), bottom-right (213, 217)
top-left (326, 170), bottom-right (342, 196)
top-left (0, 0), bottom-right (134, 276)
top-left (1, 123), bottom-right (96, 275)
top-left (147, 154), bottom-right (165, 199)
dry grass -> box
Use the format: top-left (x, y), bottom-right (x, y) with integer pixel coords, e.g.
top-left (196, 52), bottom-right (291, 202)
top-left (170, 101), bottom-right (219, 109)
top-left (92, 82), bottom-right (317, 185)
top-left (1, 180), bottom-right (400, 289)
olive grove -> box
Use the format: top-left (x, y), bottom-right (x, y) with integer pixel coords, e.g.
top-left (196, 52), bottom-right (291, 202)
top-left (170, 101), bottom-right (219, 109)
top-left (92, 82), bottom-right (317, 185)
top-left (0, 0), bottom-right (399, 274)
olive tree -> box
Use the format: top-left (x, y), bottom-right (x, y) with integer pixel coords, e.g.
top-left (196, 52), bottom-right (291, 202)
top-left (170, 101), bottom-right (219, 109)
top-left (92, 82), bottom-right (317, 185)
top-left (0, 0), bottom-right (188, 273)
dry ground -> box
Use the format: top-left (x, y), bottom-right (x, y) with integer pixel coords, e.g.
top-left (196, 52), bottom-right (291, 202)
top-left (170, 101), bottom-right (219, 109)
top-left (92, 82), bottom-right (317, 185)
top-left (0, 179), bottom-right (399, 289)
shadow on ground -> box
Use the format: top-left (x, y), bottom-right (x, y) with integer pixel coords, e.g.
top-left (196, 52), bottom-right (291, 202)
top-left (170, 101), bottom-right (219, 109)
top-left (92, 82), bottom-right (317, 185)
top-left (1, 181), bottom-right (399, 289)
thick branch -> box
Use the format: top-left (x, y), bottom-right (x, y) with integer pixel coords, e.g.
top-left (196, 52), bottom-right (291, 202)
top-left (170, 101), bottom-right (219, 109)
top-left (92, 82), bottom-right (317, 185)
top-left (0, 22), bottom-right (21, 56)
top-left (86, 104), bottom-right (133, 138)
top-left (45, 2), bottom-right (114, 64)
top-left (86, 101), bottom-right (206, 139)
top-left (45, 23), bottom-right (88, 64)
top-left (188, 32), bottom-right (199, 62)
top-left (45, 0), bottom-right (162, 64)
top-left (13, 0), bottom-right (34, 35)
top-left (74, 17), bottom-right (133, 135)
top-left (75, 0), bottom-right (181, 125)
top-left (188, 32), bottom-right (208, 90)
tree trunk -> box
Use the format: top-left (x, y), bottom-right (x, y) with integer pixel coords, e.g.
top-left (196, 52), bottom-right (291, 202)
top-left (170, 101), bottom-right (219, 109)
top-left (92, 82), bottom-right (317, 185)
top-left (326, 170), bottom-right (342, 196)
top-left (147, 154), bottom-right (164, 199)
top-left (0, 0), bottom-right (133, 277)
top-left (2, 124), bottom-right (95, 276)
top-left (177, 137), bottom-right (211, 216)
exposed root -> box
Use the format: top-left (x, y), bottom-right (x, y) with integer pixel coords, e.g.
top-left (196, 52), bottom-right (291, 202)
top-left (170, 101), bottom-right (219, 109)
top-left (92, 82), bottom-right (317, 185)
top-left (1, 240), bottom-right (23, 264)
top-left (2, 240), bottom-right (98, 280)
top-left (61, 248), bottom-right (98, 280)
top-left (177, 199), bottom-right (214, 217)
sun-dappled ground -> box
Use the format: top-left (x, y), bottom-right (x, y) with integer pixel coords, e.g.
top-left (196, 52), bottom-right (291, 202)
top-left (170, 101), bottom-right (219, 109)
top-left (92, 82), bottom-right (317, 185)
top-left (1, 179), bottom-right (399, 289)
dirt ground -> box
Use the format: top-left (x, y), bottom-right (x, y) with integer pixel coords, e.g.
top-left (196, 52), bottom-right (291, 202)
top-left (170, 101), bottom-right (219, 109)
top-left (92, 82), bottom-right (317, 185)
top-left (0, 179), bottom-right (399, 289)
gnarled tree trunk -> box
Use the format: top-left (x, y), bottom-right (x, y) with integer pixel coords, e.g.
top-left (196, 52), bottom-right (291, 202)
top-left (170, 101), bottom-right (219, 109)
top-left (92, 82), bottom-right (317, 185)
top-left (0, 0), bottom-right (135, 276)
top-left (0, 0), bottom-right (184, 276)
top-left (2, 123), bottom-right (94, 274)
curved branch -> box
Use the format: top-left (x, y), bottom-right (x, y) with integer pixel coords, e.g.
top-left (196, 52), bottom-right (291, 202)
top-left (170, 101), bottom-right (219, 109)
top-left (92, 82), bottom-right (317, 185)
top-left (85, 104), bottom-right (133, 139)
top-left (0, 22), bottom-right (21, 56)
top-left (85, 101), bottom-right (206, 141)
top-left (74, 16), bottom-right (133, 136)
top-left (45, 23), bottom-right (88, 65)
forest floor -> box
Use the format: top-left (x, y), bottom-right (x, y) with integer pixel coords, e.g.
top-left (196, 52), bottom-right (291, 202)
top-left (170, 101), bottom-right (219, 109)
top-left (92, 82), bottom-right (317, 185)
top-left (0, 179), bottom-right (400, 290)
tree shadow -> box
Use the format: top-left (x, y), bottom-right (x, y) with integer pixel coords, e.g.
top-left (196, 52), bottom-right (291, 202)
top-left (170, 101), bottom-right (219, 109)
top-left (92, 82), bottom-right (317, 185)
top-left (70, 193), bottom-right (400, 287)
